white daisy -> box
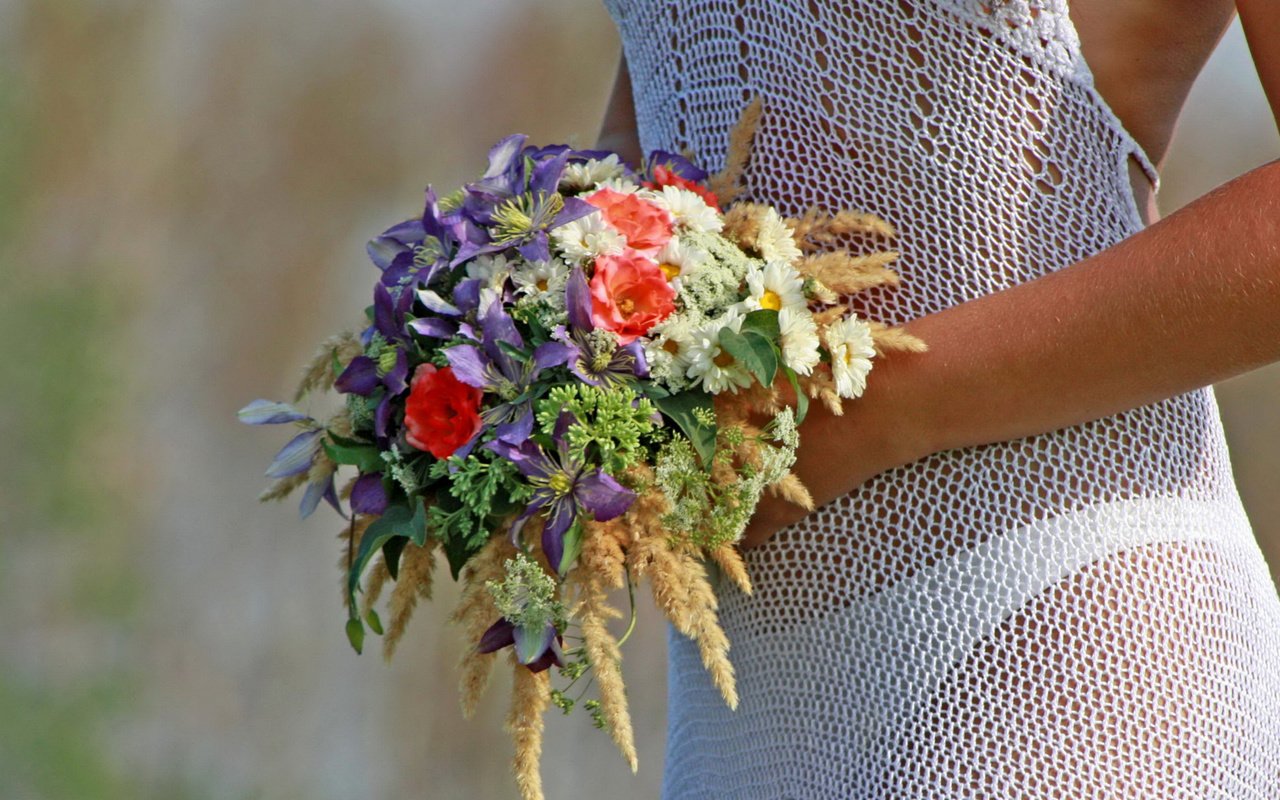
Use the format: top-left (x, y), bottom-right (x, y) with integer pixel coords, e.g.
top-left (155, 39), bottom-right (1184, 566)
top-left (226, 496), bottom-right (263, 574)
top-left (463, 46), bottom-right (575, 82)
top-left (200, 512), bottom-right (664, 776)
top-left (464, 253), bottom-right (512, 291)
top-left (645, 313), bottom-right (699, 386)
top-left (825, 316), bottom-right (877, 399)
top-left (653, 237), bottom-right (707, 292)
top-left (511, 259), bottom-right (571, 304)
top-left (651, 185), bottom-right (723, 234)
top-left (756, 206), bottom-right (803, 264)
top-left (558, 154), bottom-right (627, 193)
top-left (685, 309), bottom-right (754, 395)
top-left (595, 176), bottom-right (642, 194)
top-left (550, 210), bottom-right (626, 264)
top-left (778, 306), bottom-right (821, 376)
top-left (743, 260), bottom-right (807, 313)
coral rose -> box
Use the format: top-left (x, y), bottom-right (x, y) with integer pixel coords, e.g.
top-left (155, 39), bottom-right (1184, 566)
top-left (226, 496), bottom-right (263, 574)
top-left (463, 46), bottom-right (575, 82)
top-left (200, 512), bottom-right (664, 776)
top-left (589, 250), bottom-right (676, 345)
top-left (584, 187), bottom-right (674, 255)
top-left (403, 364), bottom-right (483, 459)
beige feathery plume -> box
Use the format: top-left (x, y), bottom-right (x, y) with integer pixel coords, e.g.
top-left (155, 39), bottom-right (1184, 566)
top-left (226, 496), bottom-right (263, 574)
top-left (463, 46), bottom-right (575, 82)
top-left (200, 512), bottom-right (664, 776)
top-left (796, 250), bottom-right (901, 294)
top-left (257, 472), bottom-right (308, 503)
top-left (325, 408), bottom-right (354, 439)
top-left (710, 545), bottom-right (753, 596)
top-left (506, 657), bottom-right (551, 800)
top-left (360, 557), bottom-right (390, 618)
top-left (383, 538), bottom-right (438, 660)
top-left (787, 206), bottom-right (897, 252)
top-left (706, 95), bottom-right (764, 205)
top-left (450, 534), bottom-right (517, 718)
top-left (812, 306), bottom-right (848, 327)
top-left (718, 201), bottom-right (769, 256)
top-left (799, 369), bottom-right (843, 416)
top-left (634, 537), bottom-right (739, 709)
top-left (769, 471), bottom-right (814, 511)
top-left (293, 330), bottom-right (362, 402)
top-left (578, 580), bottom-right (637, 771)
top-left (337, 475), bottom-right (357, 502)
top-left (865, 321), bottom-right (930, 356)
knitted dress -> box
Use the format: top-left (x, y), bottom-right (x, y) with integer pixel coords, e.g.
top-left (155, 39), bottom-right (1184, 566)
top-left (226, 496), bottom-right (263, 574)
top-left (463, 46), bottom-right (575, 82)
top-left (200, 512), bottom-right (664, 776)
top-left (602, 1), bottom-right (1280, 797)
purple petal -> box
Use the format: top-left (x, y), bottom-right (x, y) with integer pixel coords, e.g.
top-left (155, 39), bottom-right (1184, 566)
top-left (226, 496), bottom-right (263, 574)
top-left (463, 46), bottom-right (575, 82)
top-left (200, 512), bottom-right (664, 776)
top-left (494, 407), bottom-right (534, 445)
top-left (486, 439), bottom-right (556, 481)
top-left (374, 284), bottom-right (399, 339)
top-left (383, 349), bottom-right (409, 395)
top-left (506, 496), bottom-right (547, 546)
top-left (550, 195), bottom-right (595, 228)
top-left (529, 150), bottom-right (570, 195)
top-left (350, 473), bottom-right (388, 515)
top-left (565, 266), bottom-right (593, 331)
top-left (266, 429), bottom-right (321, 479)
top-left (513, 621), bottom-right (556, 666)
top-left (238, 399), bottom-right (307, 425)
top-left (374, 394), bottom-right (394, 440)
top-left (479, 134), bottom-right (527, 190)
top-left (575, 470), bottom-right (636, 522)
top-left (526, 636), bottom-right (565, 673)
top-left (420, 186), bottom-right (447, 241)
top-left (541, 500), bottom-right (576, 571)
top-left (379, 250), bottom-right (416, 288)
top-left (532, 341), bottom-right (572, 373)
top-left (407, 317), bottom-right (457, 338)
top-left (477, 618), bottom-right (516, 654)
top-left (417, 288), bottom-right (460, 316)
top-left (335, 356), bottom-right (379, 396)
top-left (299, 478), bottom-right (326, 519)
top-left (452, 278), bottom-right (482, 314)
top-left (481, 301), bottom-right (523, 376)
top-left (619, 340), bottom-right (650, 379)
top-left (646, 149), bottom-right (709, 181)
top-left (516, 232), bottom-right (550, 264)
top-left (443, 345), bottom-right (493, 389)
top-left (367, 219), bottom-right (424, 270)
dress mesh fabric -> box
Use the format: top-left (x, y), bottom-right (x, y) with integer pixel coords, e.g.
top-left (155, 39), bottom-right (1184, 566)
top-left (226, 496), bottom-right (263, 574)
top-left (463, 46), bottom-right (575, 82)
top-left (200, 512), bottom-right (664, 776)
top-left (602, 0), bottom-right (1280, 797)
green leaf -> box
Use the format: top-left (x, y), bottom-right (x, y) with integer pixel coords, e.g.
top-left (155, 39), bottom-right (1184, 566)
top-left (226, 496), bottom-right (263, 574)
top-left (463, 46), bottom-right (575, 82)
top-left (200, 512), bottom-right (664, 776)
top-left (346, 618), bottom-right (365, 654)
top-left (557, 521), bottom-right (585, 575)
top-left (381, 537), bottom-right (408, 580)
top-left (365, 608), bottom-right (384, 636)
top-left (322, 439), bottom-right (383, 473)
top-left (442, 532), bottom-right (487, 581)
top-left (346, 502), bottom-right (414, 617)
top-left (650, 389), bottom-right (716, 469)
top-left (496, 340), bottom-right (531, 364)
top-left (741, 308), bottom-right (781, 340)
top-left (720, 328), bottom-right (778, 387)
top-left (781, 364), bottom-right (810, 425)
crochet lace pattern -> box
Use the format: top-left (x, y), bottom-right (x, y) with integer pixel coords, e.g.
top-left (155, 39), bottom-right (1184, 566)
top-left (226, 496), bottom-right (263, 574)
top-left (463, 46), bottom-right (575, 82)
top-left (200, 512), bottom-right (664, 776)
top-left (603, 1), bottom-right (1280, 797)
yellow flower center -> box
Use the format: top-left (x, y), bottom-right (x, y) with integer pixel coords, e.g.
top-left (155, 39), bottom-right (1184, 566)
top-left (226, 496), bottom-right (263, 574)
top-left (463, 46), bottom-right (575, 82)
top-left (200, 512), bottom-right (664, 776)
top-left (548, 473), bottom-right (573, 495)
top-left (759, 289), bottom-right (782, 311)
top-left (662, 339), bottom-right (681, 356)
top-left (659, 262), bottom-right (681, 281)
top-left (536, 278), bottom-right (549, 292)
top-left (618, 298), bottom-right (636, 317)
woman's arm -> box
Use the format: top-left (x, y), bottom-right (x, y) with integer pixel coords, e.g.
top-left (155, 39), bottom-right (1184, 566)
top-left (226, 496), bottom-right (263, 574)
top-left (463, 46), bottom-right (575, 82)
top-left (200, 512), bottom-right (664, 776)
top-left (741, 3), bottom-right (1280, 548)
top-left (594, 52), bottom-right (643, 167)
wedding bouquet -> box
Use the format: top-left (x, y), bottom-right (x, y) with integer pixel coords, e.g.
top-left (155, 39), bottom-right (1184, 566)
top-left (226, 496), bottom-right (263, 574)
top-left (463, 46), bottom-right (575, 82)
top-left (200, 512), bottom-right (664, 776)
top-left (240, 100), bottom-right (925, 799)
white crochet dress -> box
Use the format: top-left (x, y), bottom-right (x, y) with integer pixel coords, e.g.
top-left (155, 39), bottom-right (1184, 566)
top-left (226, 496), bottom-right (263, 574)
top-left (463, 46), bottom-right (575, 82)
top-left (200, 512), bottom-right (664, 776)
top-left (602, 0), bottom-right (1280, 797)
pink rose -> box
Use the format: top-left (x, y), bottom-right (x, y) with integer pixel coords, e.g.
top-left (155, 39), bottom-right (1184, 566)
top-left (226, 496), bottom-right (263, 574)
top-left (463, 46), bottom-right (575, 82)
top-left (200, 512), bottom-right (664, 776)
top-left (589, 250), bottom-right (677, 344)
top-left (584, 187), bottom-right (674, 255)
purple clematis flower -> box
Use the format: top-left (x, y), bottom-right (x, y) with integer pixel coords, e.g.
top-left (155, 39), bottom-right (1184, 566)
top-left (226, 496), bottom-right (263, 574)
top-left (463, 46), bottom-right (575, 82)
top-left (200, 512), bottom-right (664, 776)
top-left (486, 414), bottom-right (635, 574)
top-left (237, 400), bottom-right (342, 519)
top-left (476, 617), bottom-right (564, 673)
top-left (444, 295), bottom-right (571, 444)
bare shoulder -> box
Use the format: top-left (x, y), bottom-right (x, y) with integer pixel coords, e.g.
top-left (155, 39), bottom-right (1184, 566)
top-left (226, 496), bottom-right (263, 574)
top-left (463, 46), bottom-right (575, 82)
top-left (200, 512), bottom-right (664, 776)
top-left (1070, 0), bottom-right (1238, 168)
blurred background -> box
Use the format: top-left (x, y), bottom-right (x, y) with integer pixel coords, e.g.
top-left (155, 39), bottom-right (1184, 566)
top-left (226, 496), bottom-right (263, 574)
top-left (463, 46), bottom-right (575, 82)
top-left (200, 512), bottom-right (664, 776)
top-left (1, 2), bottom-right (1276, 798)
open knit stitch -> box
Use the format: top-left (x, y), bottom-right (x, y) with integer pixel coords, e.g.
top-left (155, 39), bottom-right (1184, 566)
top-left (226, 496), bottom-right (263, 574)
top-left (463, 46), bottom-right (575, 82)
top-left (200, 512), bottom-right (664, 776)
top-left (603, 1), bottom-right (1280, 797)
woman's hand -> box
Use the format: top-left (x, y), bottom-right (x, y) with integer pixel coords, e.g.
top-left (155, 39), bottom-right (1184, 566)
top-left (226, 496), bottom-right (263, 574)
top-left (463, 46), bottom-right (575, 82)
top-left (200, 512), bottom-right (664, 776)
top-left (738, 352), bottom-right (936, 549)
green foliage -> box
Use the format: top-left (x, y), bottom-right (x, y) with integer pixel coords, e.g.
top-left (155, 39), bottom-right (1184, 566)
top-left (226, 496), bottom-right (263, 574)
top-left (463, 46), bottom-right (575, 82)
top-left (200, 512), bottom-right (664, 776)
top-left (647, 389), bottom-right (717, 470)
top-left (426, 451), bottom-right (531, 579)
top-left (534, 383), bottom-right (657, 474)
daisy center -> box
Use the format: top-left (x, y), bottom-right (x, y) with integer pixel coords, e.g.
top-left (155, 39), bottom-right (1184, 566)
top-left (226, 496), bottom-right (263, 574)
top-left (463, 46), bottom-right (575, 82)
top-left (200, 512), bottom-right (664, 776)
top-left (659, 262), bottom-right (681, 281)
top-left (662, 339), bottom-right (681, 356)
top-left (713, 349), bottom-right (735, 369)
top-left (536, 278), bottom-right (549, 292)
top-left (759, 289), bottom-right (782, 311)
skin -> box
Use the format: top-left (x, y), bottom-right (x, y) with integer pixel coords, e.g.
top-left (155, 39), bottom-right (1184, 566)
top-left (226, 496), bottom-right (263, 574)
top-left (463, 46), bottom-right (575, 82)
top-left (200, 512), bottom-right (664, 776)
top-left (597, 0), bottom-right (1280, 550)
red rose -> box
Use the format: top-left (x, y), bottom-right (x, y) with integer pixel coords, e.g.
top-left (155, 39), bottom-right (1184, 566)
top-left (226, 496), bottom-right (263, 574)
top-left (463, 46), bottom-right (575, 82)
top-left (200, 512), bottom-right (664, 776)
top-left (403, 364), bottom-right (483, 459)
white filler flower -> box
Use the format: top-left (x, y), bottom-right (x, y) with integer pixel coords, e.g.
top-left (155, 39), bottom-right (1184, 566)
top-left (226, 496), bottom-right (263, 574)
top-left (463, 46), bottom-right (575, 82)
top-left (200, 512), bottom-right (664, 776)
top-left (825, 316), bottom-right (877, 399)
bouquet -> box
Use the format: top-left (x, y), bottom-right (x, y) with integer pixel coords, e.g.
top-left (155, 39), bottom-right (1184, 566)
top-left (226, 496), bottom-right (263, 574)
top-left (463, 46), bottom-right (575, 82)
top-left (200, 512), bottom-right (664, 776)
top-left (240, 99), bottom-right (925, 799)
